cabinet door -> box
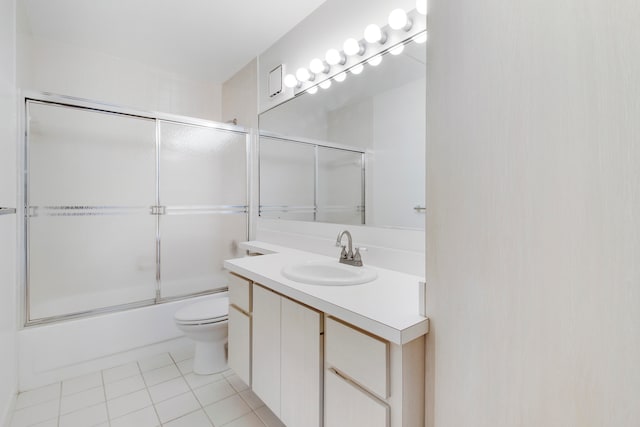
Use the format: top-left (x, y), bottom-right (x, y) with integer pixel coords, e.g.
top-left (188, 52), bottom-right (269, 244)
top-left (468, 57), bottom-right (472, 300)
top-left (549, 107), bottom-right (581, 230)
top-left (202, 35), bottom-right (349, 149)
top-left (281, 298), bottom-right (322, 427)
top-left (228, 305), bottom-right (251, 386)
top-left (325, 369), bottom-right (389, 427)
top-left (252, 285), bottom-right (281, 417)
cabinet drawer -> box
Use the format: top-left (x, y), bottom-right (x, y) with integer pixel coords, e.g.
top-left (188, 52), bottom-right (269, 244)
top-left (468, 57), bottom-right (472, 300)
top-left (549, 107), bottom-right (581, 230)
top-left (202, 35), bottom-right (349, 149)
top-left (229, 273), bottom-right (251, 313)
top-left (228, 305), bottom-right (251, 386)
top-left (325, 317), bottom-right (389, 399)
top-left (325, 368), bottom-right (389, 427)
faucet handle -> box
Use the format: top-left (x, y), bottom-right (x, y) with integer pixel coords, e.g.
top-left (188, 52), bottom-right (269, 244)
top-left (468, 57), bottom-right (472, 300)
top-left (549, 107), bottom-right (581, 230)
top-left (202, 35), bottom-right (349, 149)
top-left (352, 247), bottom-right (365, 266)
top-left (339, 245), bottom-right (348, 259)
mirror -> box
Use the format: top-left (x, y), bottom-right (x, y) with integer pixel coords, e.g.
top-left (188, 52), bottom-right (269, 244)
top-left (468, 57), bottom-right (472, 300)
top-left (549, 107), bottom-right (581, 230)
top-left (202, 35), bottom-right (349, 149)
top-left (259, 35), bottom-right (426, 230)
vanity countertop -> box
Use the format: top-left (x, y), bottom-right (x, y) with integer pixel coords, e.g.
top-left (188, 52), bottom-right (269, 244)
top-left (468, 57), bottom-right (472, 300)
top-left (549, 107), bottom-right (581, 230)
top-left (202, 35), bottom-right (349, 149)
top-left (224, 241), bottom-right (428, 345)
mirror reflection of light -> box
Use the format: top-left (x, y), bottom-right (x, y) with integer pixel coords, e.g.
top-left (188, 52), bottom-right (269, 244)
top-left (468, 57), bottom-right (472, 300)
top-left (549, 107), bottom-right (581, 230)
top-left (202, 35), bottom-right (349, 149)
top-left (310, 58), bottom-right (328, 74)
top-left (307, 86), bottom-right (318, 95)
top-left (350, 64), bottom-right (364, 75)
top-left (296, 68), bottom-right (313, 82)
top-left (326, 49), bottom-right (346, 66)
top-left (284, 74), bottom-right (299, 88)
top-left (319, 80), bottom-right (332, 90)
top-left (343, 38), bottom-right (364, 56)
top-left (413, 32), bottom-right (427, 44)
top-left (334, 72), bottom-right (347, 82)
top-left (390, 44), bottom-right (405, 55)
top-left (364, 24), bottom-right (386, 44)
top-left (367, 55), bottom-right (383, 66)
top-left (388, 9), bottom-right (412, 31)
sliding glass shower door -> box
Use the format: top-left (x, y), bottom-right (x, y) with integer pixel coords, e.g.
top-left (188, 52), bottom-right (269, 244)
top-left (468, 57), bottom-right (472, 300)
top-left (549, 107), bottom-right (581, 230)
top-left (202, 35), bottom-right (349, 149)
top-left (27, 101), bottom-right (158, 320)
top-left (25, 98), bottom-right (248, 324)
top-left (158, 121), bottom-right (248, 299)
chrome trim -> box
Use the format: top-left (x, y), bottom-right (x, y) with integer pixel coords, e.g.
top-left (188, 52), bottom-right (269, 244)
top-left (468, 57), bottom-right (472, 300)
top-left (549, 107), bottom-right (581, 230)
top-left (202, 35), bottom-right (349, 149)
top-left (25, 288), bottom-right (229, 327)
top-left (361, 152), bottom-right (366, 225)
top-left (316, 205), bottom-right (365, 212)
top-left (23, 91), bottom-right (249, 134)
top-left (259, 131), bottom-right (365, 154)
top-left (259, 205), bottom-right (317, 213)
top-left (155, 119), bottom-right (162, 302)
top-left (24, 99), bottom-right (32, 325)
top-left (0, 207), bottom-right (16, 215)
top-left (25, 298), bottom-right (157, 326)
top-left (314, 145), bottom-right (319, 222)
top-left (28, 206), bottom-right (150, 217)
top-left (165, 205), bottom-right (248, 215)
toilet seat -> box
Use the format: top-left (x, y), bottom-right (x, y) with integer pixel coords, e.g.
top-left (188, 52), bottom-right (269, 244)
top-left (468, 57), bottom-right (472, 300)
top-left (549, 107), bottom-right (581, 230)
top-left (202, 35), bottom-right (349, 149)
top-left (174, 297), bottom-right (229, 326)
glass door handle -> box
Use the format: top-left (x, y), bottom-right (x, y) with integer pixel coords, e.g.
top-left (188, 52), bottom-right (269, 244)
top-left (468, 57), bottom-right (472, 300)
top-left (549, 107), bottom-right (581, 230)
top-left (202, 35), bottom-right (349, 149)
top-left (0, 207), bottom-right (16, 216)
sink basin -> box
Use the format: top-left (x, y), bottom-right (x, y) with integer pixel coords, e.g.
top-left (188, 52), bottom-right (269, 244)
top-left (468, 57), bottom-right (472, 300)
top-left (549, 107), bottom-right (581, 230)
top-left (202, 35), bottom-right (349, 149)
top-left (281, 260), bottom-right (378, 286)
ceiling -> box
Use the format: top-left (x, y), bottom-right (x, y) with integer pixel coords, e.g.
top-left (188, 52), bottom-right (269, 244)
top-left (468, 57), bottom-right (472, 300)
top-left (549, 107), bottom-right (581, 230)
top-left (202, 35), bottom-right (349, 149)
top-left (21, 0), bottom-right (326, 84)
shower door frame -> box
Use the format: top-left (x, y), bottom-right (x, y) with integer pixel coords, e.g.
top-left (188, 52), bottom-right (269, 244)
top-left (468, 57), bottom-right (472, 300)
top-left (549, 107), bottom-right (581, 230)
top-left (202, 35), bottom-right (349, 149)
top-left (21, 91), bottom-right (252, 327)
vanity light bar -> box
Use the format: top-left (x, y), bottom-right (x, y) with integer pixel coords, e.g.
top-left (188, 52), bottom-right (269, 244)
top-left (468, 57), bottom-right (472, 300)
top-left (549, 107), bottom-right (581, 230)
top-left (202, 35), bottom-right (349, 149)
top-left (286, 4), bottom-right (427, 96)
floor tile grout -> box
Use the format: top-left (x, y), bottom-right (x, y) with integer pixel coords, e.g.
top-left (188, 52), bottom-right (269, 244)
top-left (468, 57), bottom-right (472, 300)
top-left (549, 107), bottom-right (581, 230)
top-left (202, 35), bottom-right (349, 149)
top-left (11, 347), bottom-right (272, 427)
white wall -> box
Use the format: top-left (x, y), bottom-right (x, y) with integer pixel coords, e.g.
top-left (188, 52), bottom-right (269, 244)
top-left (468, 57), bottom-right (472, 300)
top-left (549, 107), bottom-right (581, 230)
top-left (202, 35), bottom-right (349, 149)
top-left (0, 0), bottom-right (17, 423)
top-left (222, 58), bottom-right (258, 129)
top-left (426, 1), bottom-right (640, 426)
top-left (20, 35), bottom-right (222, 121)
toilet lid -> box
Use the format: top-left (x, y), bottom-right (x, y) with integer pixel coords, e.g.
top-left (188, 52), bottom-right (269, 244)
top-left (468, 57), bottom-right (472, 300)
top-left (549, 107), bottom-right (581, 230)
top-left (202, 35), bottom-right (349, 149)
top-left (174, 297), bottom-right (229, 323)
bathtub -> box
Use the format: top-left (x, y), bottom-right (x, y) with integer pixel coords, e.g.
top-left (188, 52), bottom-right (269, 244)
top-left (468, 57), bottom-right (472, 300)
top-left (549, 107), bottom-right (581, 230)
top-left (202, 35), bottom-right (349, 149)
top-left (17, 292), bottom-right (226, 391)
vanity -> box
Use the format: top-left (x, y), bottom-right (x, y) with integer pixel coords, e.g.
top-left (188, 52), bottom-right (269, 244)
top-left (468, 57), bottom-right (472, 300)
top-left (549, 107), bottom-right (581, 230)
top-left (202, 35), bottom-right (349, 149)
top-left (224, 241), bottom-right (429, 427)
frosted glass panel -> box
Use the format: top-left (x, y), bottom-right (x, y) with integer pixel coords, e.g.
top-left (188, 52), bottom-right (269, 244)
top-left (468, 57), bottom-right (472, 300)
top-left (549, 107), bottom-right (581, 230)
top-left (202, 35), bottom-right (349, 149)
top-left (159, 121), bottom-right (247, 206)
top-left (317, 148), bottom-right (364, 225)
top-left (29, 215), bottom-right (157, 319)
top-left (160, 214), bottom-right (246, 298)
top-left (28, 102), bottom-right (156, 206)
top-left (260, 137), bottom-right (315, 219)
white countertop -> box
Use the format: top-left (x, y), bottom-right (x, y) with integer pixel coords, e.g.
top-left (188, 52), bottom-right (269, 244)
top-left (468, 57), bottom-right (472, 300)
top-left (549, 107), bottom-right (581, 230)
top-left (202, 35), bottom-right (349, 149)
top-left (224, 241), bottom-right (429, 345)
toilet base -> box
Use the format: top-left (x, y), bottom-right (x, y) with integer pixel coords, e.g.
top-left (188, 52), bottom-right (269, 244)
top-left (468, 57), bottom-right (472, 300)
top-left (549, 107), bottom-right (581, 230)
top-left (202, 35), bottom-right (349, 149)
top-left (193, 340), bottom-right (228, 375)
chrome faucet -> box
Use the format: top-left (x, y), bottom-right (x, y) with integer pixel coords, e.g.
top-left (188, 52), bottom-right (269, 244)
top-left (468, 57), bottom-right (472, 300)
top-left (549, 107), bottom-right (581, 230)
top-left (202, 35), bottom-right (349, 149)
top-left (335, 230), bottom-right (364, 267)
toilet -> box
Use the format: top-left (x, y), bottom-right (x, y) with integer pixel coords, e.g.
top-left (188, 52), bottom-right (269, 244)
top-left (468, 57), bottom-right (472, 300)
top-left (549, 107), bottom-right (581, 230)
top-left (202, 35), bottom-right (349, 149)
top-left (174, 294), bottom-right (229, 375)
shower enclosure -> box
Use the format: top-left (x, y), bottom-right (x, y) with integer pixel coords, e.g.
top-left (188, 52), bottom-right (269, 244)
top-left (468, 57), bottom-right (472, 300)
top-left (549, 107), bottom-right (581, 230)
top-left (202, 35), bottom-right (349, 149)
top-left (24, 94), bottom-right (249, 325)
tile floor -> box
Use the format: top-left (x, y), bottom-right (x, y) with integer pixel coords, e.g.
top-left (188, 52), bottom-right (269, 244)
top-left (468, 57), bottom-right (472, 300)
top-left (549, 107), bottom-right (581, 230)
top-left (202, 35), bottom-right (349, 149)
top-left (9, 346), bottom-right (285, 427)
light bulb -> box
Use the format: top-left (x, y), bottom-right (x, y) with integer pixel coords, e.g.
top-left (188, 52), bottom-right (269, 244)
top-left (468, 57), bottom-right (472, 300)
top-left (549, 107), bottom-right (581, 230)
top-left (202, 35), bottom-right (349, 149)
top-left (325, 49), bottom-right (345, 66)
top-left (364, 24), bottom-right (386, 44)
top-left (413, 32), bottom-right (427, 44)
top-left (296, 68), bottom-right (313, 82)
top-left (389, 9), bottom-right (412, 31)
top-left (343, 38), bottom-right (364, 56)
top-left (309, 58), bottom-right (328, 74)
top-left (283, 74), bottom-right (299, 88)
top-left (307, 86), bottom-right (318, 95)
top-left (319, 79), bottom-right (332, 89)
top-left (334, 72), bottom-right (347, 82)
top-left (350, 64), bottom-right (364, 75)
top-left (390, 44), bottom-right (405, 55)
top-left (367, 54), bottom-right (383, 66)
top-left (416, 0), bottom-right (427, 15)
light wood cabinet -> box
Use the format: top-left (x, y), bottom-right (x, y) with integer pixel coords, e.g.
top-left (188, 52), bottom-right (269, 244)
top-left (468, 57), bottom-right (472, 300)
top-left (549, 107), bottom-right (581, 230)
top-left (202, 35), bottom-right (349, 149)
top-left (281, 297), bottom-right (322, 427)
top-left (228, 273), bottom-right (252, 386)
top-left (324, 317), bottom-right (425, 427)
top-left (227, 273), bottom-right (425, 427)
top-left (325, 369), bottom-right (389, 427)
top-left (252, 284), bottom-right (282, 416)
top-left (228, 305), bottom-right (251, 386)
top-left (252, 284), bottom-right (323, 427)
